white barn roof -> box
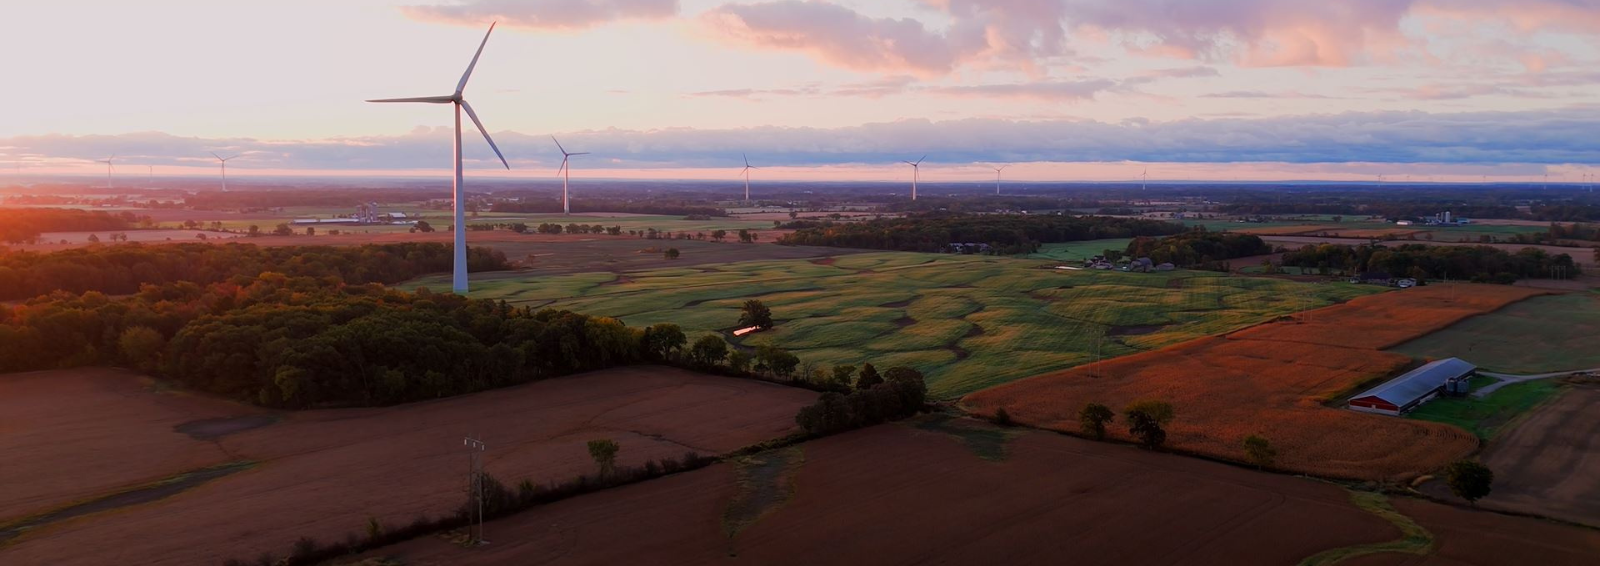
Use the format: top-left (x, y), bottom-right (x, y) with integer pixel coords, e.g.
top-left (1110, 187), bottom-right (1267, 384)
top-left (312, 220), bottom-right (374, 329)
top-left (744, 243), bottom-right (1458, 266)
top-left (1352, 358), bottom-right (1476, 408)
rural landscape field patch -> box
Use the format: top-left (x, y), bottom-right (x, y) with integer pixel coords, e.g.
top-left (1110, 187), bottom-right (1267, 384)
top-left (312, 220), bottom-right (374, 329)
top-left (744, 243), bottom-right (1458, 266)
top-left (1390, 293), bottom-right (1600, 373)
top-left (0, 367), bottom-right (813, 565)
top-left (406, 252), bottom-right (1382, 398)
top-left (965, 284), bottom-right (1541, 479)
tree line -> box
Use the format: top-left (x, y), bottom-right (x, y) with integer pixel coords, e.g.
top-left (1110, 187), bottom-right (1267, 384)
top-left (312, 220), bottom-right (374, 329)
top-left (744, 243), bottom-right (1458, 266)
top-left (1279, 243), bottom-right (1581, 282)
top-left (0, 208), bottom-right (152, 244)
top-left (776, 213), bottom-right (1184, 254)
top-left (0, 242), bottom-right (509, 301)
top-left (490, 200), bottom-right (726, 217)
top-left (1124, 229), bottom-right (1271, 269)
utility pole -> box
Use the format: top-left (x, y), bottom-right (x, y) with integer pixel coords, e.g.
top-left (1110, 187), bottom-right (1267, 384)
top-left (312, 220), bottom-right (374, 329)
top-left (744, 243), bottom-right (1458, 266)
top-left (463, 436), bottom-right (488, 546)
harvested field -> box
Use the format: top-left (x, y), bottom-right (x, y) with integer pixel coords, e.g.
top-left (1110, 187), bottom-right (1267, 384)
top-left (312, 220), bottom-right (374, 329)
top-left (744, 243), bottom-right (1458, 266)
top-left (965, 284), bottom-right (1544, 479)
top-left (363, 420), bottom-right (1408, 565)
top-left (1390, 293), bottom-right (1600, 373)
top-left (0, 368), bottom-right (264, 520)
top-left (411, 252), bottom-right (1381, 398)
top-left (1342, 496), bottom-right (1600, 566)
top-left (1466, 386), bottom-right (1600, 527)
top-left (1228, 284), bottom-right (1549, 350)
top-left (1326, 228), bottom-right (1426, 238)
top-left (1234, 225), bottom-right (1341, 235)
top-left (0, 367), bottom-right (814, 565)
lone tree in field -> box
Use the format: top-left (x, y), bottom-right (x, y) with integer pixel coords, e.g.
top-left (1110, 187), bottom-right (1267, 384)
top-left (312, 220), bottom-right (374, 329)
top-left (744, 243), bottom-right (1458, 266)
top-left (1079, 403), bottom-right (1115, 440)
top-left (739, 299), bottom-right (774, 330)
top-left (855, 363), bottom-right (883, 390)
top-left (664, 248), bottom-right (680, 259)
top-left (587, 439), bottom-right (620, 477)
top-left (1243, 435), bottom-right (1276, 468)
top-left (1124, 400), bottom-right (1175, 449)
top-left (1446, 460), bottom-right (1494, 505)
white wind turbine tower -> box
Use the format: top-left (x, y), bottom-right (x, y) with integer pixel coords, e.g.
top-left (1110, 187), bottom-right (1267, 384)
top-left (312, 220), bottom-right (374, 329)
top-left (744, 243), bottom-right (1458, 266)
top-left (903, 155), bottom-right (926, 200)
top-left (992, 165), bottom-right (1007, 195)
top-left (1141, 167), bottom-right (1148, 191)
top-left (552, 136), bottom-right (588, 215)
top-left (210, 152), bottom-right (238, 192)
top-left (739, 153), bottom-right (756, 203)
top-left (367, 22), bottom-right (510, 295)
top-left (98, 155), bottom-right (116, 189)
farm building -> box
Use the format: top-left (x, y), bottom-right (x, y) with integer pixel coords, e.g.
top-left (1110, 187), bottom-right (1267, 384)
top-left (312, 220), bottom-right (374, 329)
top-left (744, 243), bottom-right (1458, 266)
top-left (1348, 358), bottom-right (1477, 416)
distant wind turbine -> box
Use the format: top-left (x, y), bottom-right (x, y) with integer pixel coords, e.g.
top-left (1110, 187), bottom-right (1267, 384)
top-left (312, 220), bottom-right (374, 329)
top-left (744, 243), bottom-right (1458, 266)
top-left (367, 22), bottom-right (510, 295)
top-left (147, 165), bottom-right (154, 187)
top-left (1141, 168), bottom-right (1148, 191)
top-left (739, 153), bottom-right (756, 203)
top-left (992, 165), bottom-right (1007, 195)
top-left (552, 136), bottom-right (588, 215)
top-left (97, 155), bottom-right (116, 189)
top-left (210, 152), bottom-right (238, 192)
top-left (903, 155), bottom-right (926, 200)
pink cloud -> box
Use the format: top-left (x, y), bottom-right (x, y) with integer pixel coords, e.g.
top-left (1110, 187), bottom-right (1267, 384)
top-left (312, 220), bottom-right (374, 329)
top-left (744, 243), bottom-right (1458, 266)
top-left (402, 0), bottom-right (678, 30)
top-left (701, 1), bottom-right (964, 76)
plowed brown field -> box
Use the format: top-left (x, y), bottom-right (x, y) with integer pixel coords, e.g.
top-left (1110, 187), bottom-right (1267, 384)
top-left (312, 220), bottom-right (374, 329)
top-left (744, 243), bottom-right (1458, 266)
top-left (365, 421), bottom-right (1403, 565)
top-left (0, 367), bottom-right (814, 565)
top-left (363, 420), bottom-right (1599, 566)
top-left (965, 284), bottom-right (1547, 479)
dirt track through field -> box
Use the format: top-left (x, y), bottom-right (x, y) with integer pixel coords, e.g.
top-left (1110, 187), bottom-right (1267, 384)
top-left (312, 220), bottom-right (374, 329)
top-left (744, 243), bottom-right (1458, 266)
top-left (0, 367), bottom-right (814, 565)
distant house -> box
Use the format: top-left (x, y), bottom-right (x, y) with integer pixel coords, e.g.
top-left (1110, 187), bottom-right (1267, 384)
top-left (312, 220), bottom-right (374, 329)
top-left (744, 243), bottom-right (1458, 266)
top-left (1348, 358), bottom-right (1477, 416)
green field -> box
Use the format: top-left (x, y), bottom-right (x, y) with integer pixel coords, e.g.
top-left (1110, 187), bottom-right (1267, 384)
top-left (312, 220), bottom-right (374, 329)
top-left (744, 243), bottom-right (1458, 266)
top-left (406, 252), bottom-right (1380, 398)
top-left (1390, 294), bottom-right (1600, 373)
top-left (1025, 239), bottom-right (1133, 262)
top-left (1408, 380), bottom-right (1564, 439)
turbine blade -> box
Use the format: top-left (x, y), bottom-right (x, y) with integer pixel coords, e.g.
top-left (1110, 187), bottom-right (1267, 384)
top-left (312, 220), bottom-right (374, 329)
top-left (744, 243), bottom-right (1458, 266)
top-left (917, 155), bottom-right (926, 165)
top-left (366, 96), bottom-right (455, 103)
top-left (743, 153), bottom-right (750, 167)
top-left (556, 158), bottom-right (568, 177)
top-left (456, 22), bottom-right (497, 95)
top-left (461, 100), bottom-right (509, 170)
top-left (551, 135), bottom-right (567, 156)
top-left (210, 151), bottom-right (222, 161)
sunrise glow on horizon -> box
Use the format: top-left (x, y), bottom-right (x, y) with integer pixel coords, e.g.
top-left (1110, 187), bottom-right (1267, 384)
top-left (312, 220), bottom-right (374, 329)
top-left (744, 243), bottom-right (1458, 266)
top-left (4, 0), bottom-right (1599, 183)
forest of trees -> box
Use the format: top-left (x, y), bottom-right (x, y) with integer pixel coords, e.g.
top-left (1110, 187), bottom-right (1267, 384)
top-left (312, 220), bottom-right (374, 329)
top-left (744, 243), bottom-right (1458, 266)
top-left (0, 208), bottom-right (152, 243)
top-left (0, 274), bottom-right (728, 408)
top-left (776, 213), bottom-right (1184, 253)
top-left (1280, 243), bottom-right (1581, 282)
top-left (1123, 230), bottom-right (1271, 269)
top-left (0, 242), bottom-right (509, 301)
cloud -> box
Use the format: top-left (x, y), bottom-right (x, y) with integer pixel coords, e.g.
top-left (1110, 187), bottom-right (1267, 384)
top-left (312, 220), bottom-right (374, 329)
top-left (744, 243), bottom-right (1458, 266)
top-left (701, 1), bottom-right (964, 76)
top-left (688, 77), bottom-right (1124, 101)
top-left (402, 0), bottom-right (678, 30)
top-left (704, 1), bottom-right (1600, 75)
top-left (9, 108), bottom-right (1600, 171)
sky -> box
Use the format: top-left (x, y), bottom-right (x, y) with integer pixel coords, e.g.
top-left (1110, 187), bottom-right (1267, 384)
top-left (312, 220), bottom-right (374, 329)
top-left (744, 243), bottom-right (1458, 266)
top-left (2, 0), bottom-right (1599, 184)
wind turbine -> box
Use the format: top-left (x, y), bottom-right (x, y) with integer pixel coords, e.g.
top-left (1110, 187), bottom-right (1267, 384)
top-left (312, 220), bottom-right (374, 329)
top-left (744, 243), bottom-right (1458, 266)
top-left (1141, 168), bottom-right (1148, 191)
top-left (367, 22), bottom-right (510, 295)
top-left (147, 165), bottom-right (154, 187)
top-left (903, 155), bottom-right (926, 200)
top-left (992, 165), bottom-right (1007, 195)
top-left (210, 152), bottom-right (238, 192)
top-left (552, 136), bottom-right (588, 215)
top-left (98, 155), bottom-right (116, 189)
top-left (739, 153), bottom-right (756, 203)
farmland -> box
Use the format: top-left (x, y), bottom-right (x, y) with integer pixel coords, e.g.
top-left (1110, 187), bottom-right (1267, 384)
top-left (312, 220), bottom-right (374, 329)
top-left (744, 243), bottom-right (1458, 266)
top-left (1468, 386), bottom-right (1600, 528)
top-left (1390, 293), bottom-right (1600, 373)
top-left (0, 366), bottom-right (814, 565)
top-left (1024, 238), bottom-right (1133, 262)
top-left (358, 419), bottom-right (1600, 565)
top-left (964, 284), bottom-right (1547, 479)
top-left (1407, 380), bottom-right (1563, 439)
top-left (403, 252), bottom-right (1381, 398)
